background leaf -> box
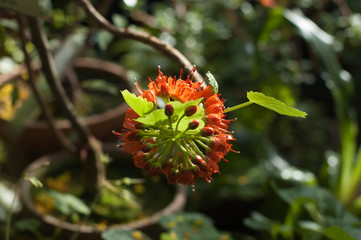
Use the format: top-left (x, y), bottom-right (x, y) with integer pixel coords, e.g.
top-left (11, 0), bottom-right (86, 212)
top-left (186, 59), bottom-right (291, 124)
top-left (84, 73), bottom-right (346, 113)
top-left (121, 89), bottom-right (153, 116)
top-left (247, 91), bottom-right (307, 118)
top-left (324, 226), bottom-right (357, 240)
top-left (102, 229), bottom-right (152, 240)
top-left (206, 71), bottom-right (218, 94)
top-left (46, 190), bottom-right (91, 216)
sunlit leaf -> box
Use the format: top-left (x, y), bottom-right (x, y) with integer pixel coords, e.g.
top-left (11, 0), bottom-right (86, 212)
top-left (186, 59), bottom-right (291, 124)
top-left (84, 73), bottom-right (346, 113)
top-left (121, 89), bottom-right (153, 117)
top-left (135, 98), bottom-right (205, 132)
top-left (247, 91), bottom-right (307, 118)
top-left (135, 108), bottom-right (167, 126)
top-left (206, 71), bottom-right (218, 94)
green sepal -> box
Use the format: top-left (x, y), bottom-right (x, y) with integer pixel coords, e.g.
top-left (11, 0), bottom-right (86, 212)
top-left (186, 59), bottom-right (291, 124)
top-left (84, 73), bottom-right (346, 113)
top-left (206, 71), bottom-right (218, 94)
top-left (135, 98), bottom-right (205, 132)
top-left (121, 89), bottom-right (153, 117)
top-left (247, 91), bottom-right (307, 118)
top-left (170, 99), bottom-right (205, 132)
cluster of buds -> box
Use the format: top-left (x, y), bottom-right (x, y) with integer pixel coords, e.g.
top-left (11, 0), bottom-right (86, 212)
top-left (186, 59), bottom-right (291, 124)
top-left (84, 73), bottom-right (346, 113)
top-left (114, 69), bottom-right (234, 185)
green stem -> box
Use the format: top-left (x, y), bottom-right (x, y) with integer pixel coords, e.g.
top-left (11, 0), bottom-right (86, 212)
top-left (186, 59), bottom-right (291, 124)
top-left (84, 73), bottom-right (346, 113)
top-left (224, 101), bottom-right (253, 113)
top-left (168, 116), bottom-right (175, 135)
top-left (5, 180), bottom-right (19, 240)
top-left (195, 139), bottom-right (211, 152)
top-left (349, 146), bottom-right (361, 198)
top-left (175, 114), bottom-right (186, 134)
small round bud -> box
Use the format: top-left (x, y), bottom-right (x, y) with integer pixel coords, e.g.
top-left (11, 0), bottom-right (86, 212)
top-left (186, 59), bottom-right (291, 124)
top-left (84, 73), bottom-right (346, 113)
top-left (128, 131), bottom-right (141, 141)
top-left (188, 120), bottom-right (199, 130)
top-left (185, 105), bottom-right (197, 117)
top-left (191, 166), bottom-right (200, 177)
top-left (135, 123), bottom-right (145, 130)
top-left (211, 138), bottom-right (227, 152)
top-left (167, 169), bottom-right (179, 184)
top-left (191, 155), bottom-right (206, 169)
top-left (150, 163), bottom-right (161, 176)
top-left (143, 161), bottom-right (152, 170)
top-left (160, 85), bottom-right (169, 98)
top-left (201, 127), bottom-right (214, 137)
top-left (204, 114), bottom-right (221, 124)
top-left (142, 144), bottom-right (152, 153)
top-left (165, 104), bottom-right (174, 117)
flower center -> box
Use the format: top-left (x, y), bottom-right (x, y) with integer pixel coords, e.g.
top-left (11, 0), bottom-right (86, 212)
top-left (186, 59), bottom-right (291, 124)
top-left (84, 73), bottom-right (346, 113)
top-left (137, 100), bottom-right (211, 173)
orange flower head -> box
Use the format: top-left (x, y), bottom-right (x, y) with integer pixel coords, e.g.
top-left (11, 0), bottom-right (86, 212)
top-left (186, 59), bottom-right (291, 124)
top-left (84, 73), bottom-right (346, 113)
top-left (114, 68), bottom-right (235, 186)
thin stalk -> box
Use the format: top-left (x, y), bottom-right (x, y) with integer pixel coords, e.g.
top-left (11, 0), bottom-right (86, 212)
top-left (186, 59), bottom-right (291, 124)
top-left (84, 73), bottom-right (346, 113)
top-left (224, 101), bottom-right (253, 113)
top-left (17, 14), bottom-right (76, 154)
top-left (78, 0), bottom-right (204, 84)
top-left (348, 146), bottom-right (361, 200)
top-left (175, 114), bottom-right (186, 135)
top-left (338, 116), bottom-right (358, 204)
top-left (27, 16), bottom-right (104, 196)
top-left (5, 181), bottom-right (19, 240)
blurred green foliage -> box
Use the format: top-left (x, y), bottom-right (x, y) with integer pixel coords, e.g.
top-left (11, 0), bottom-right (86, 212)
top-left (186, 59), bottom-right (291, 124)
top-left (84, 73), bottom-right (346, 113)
top-left (2, 0), bottom-right (361, 239)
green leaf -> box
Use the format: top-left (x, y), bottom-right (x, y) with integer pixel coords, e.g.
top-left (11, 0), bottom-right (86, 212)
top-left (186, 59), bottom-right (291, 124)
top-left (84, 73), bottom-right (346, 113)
top-left (324, 226), bottom-right (357, 240)
top-left (14, 218), bottom-right (41, 233)
top-left (206, 71), bottom-right (218, 94)
top-left (24, 176), bottom-right (43, 188)
top-left (102, 229), bottom-right (152, 240)
top-left (247, 91), bottom-right (307, 118)
top-left (170, 99), bottom-right (205, 132)
top-left (135, 108), bottom-right (168, 126)
top-left (135, 98), bottom-right (205, 132)
top-left (160, 212), bottom-right (233, 240)
top-left (121, 89), bottom-right (153, 117)
top-left (46, 190), bottom-right (91, 216)
top-left (244, 211), bottom-right (278, 232)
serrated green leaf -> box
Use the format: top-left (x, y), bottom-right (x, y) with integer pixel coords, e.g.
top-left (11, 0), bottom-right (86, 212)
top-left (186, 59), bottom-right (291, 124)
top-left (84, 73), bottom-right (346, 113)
top-left (247, 91), bottom-right (307, 118)
top-left (46, 190), bottom-right (90, 216)
top-left (121, 89), bottom-right (153, 116)
top-left (206, 71), bottom-right (218, 94)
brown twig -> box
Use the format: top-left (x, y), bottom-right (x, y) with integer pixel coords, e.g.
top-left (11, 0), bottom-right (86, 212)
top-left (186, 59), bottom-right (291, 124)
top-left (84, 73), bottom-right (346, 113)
top-left (17, 14), bottom-right (77, 155)
top-left (333, 0), bottom-right (352, 18)
top-left (77, 0), bottom-right (204, 84)
top-left (27, 16), bottom-right (104, 195)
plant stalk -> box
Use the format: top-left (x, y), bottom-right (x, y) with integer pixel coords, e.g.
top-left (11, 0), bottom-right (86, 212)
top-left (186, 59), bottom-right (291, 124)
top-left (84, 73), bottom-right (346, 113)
top-left (27, 16), bottom-right (104, 197)
top-left (224, 101), bottom-right (253, 113)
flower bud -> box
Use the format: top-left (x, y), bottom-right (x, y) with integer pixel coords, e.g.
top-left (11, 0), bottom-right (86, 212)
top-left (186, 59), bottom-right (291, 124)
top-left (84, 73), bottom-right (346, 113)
top-left (167, 169), bottom-right (179, 184)
top-left (150, 163), bottom-right (161, 176)
top-left (191, 166), bottom-right (200, 177)
top-left (165, 104), bottom-right (174, 117)
top-left (191, 155), bottom-right (207, 170)
top-left (160, 85), bottom-right (169, 98)
top-left (188, 120), bottom-right (199, 130)
top-left (201, 127), bottom-right (214, 137)
top-left (135, 123), bottom-right (145, 130)
top-left (204, 114), bottom-right (221, 124)
top-left (211, 138), bottom-right (229, 152)
top-left (127, 131), bottom-right (141, 141)
top-left (142, 144), bottom-right (152, 153)
top-left (185, 105), bottom-right (197, 117)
